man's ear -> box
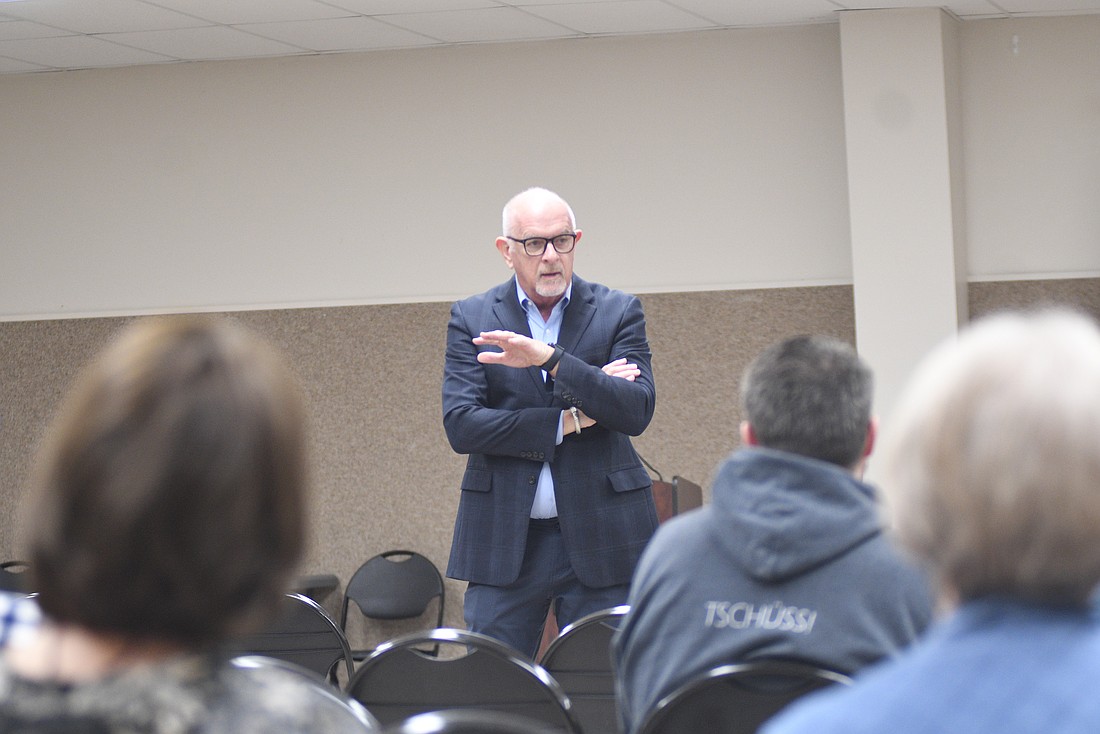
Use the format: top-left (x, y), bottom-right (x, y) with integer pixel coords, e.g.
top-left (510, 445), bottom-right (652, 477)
top-left (740, 421), bottom-right (758, 447)
top-left (862, 416), bottom-right (878, 459)
top-left (496, 237), bottom-right (514, 269)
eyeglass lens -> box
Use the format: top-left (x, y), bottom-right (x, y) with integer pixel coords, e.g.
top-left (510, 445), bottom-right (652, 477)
top-left (522, 234), bottom-right (575, 256)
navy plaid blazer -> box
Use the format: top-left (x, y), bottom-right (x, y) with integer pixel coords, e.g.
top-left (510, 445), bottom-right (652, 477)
top-left (443, 275), bottom-right (658, 588)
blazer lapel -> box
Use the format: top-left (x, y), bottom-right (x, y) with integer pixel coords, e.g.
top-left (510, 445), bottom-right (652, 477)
top-left (557, 276), bottom-right (596, 354)
top-left (490, 277), bottom-right (551, 398)
top-left (490, 277), bottom-right (531, 337)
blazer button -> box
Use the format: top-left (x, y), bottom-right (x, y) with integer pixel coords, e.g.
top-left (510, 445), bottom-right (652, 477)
top-left (528, 476), bottom-right (537, 485)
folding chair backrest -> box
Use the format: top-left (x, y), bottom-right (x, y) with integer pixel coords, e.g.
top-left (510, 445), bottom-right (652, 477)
top-left (637, 660), bottom-right (852, 734)
top-left (342, 550), bottom-right (444, 622)
top-left (229, 593), bottom-right (355, 684)
top-left (347, 628), bottom-right (581, 733)
top-left (340, 550), bottom-right (445, 657)
top-left (381, 708), bottom-right (567, 734)
top-left (538, 605), bottom-right (629, 734)
top-left (0, 561), bottom-right (31, 594)
top-left (230, 655), bottom-right (379, 730)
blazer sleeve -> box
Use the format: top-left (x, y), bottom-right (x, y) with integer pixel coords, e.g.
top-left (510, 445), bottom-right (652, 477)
top-left (442, 297), bottom-right (563, 459)
top-left (554, 293), bottom-right (655, 437)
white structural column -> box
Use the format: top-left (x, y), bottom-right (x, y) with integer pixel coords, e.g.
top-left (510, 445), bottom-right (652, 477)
top-left (839, 8), bottom-right (968, 431)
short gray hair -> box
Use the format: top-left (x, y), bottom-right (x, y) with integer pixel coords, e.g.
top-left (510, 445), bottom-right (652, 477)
top-left (880, 309), bottom-right (1100, 606)
top-left (741, 335), bottom-right (873, 468)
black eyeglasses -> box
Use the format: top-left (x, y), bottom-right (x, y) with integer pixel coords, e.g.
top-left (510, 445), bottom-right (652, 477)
top-left (506, 233), bottom-right (577, 257)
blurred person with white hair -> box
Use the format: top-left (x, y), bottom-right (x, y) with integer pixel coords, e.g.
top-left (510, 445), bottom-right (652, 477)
top-left (764, 309), bottom-right (1100, 734)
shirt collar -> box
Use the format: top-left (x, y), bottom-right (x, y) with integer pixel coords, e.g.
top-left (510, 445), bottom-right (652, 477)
top-left (515, 278), bottom-right (572, 314)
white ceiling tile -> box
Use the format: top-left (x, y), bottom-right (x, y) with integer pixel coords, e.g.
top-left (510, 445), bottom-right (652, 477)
top-left (239, 16), bottom-right (437, 51)
top-left (0, 54), bottom-right (48, 73)
top-left (384, 6), bottom-right (576, 42)
top-left (104, 26), bottom-right (306, 60)
top-left (506, 0), bottom-right (628, 4)
top-left (2, 0), bottom-right (1100, 74)
top-left (994, 0), bottom-right (1100, 11)
top-left (669, 0), bottom-right (839, 26)
top-left (942, 1), bottom-right (1011, 18)
top-left (0, 0), bottom-right (210, 34)
top-left (149, 0), bottom-right (355, 25)
top-left (0, 19), bottom-right (72, 40)
top-left (525, 0), bottom-right (716, 34)
top-left (832, 0), bottom-right (1004, 16)
top-left (0, 34), bottom-right (172, 68)
top-left (324, 0), bottom-right (502, 13)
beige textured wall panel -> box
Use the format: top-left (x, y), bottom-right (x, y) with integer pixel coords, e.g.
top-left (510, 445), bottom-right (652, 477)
top-left (969, 278), bottom-right (1100, 321)
top-left (13, 282), bottom-right (1093, 643)
top-left (633, 286), bottom-right (856, 492)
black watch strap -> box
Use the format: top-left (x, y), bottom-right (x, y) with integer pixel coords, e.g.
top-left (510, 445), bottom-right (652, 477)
top-left (539, 343), bottom-right (565, 372)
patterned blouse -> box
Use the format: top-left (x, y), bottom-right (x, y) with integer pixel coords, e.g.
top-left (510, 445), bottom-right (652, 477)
top-left (0, 652), bottom-right (373, 733)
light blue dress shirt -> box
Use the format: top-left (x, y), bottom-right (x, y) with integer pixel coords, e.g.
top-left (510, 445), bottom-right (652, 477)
top-left (515, 278), bottom-right (572, 519)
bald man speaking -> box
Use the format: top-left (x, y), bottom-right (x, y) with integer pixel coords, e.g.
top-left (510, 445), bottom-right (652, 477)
top-left (442, 187), bottom-right (658, 658)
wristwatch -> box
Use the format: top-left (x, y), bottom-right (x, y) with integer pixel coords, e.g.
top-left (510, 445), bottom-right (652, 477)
top-left (539, 343), bottom-right (565, 372)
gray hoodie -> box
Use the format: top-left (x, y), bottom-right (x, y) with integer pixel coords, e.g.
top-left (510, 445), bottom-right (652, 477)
top-left (613, 448), bottom-right (934, 734)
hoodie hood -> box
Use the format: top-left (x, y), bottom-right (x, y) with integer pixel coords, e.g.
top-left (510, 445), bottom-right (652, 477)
top-left (710, 447), bottom-right (882, 583)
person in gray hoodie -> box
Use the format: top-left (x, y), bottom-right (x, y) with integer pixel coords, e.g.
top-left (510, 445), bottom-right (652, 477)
top-left (612, 334), bottom-right (933, 734)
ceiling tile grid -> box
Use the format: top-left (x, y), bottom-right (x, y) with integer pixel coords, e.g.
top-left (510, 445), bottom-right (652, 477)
top-left (0, 0), bottom-right (1098, 73)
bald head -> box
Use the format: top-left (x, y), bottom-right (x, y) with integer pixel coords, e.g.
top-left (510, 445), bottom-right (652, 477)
top-left (502, 187), bottom-right (576, 238)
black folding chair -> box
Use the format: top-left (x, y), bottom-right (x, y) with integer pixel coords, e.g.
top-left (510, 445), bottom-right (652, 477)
top-left (0, 561), bottom-right (31, 594)
top-left (346, 628), bottom-right (582, 733)
top-left (229, 593), bottom-right (355, 685)
top-left (340, 550), bottom-right (445, 659)
top-left (230, 655), bottom-right (380, 730)
top-left (539, 605), bottom-right (629, 734)
top-left (380, 709), bottom-right (566, 734)
top-left (637, 660), bottom-right (852, 734)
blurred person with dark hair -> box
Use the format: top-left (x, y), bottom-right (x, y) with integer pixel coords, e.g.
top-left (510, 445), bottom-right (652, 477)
top-left (613, 335), bottom-right (932, 734)
top-left (766, 310), bottom-right (1100, 734)
top-left (0, 316), bottom-right (363, 733)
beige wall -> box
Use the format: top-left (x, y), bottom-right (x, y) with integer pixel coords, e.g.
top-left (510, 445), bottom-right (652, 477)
top-left (0, 24), bottom-right (852, 319)
top-left (4, 15), bottom-right (1097, 323)
top-left (962, 16), bottom-right (1100, 279)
